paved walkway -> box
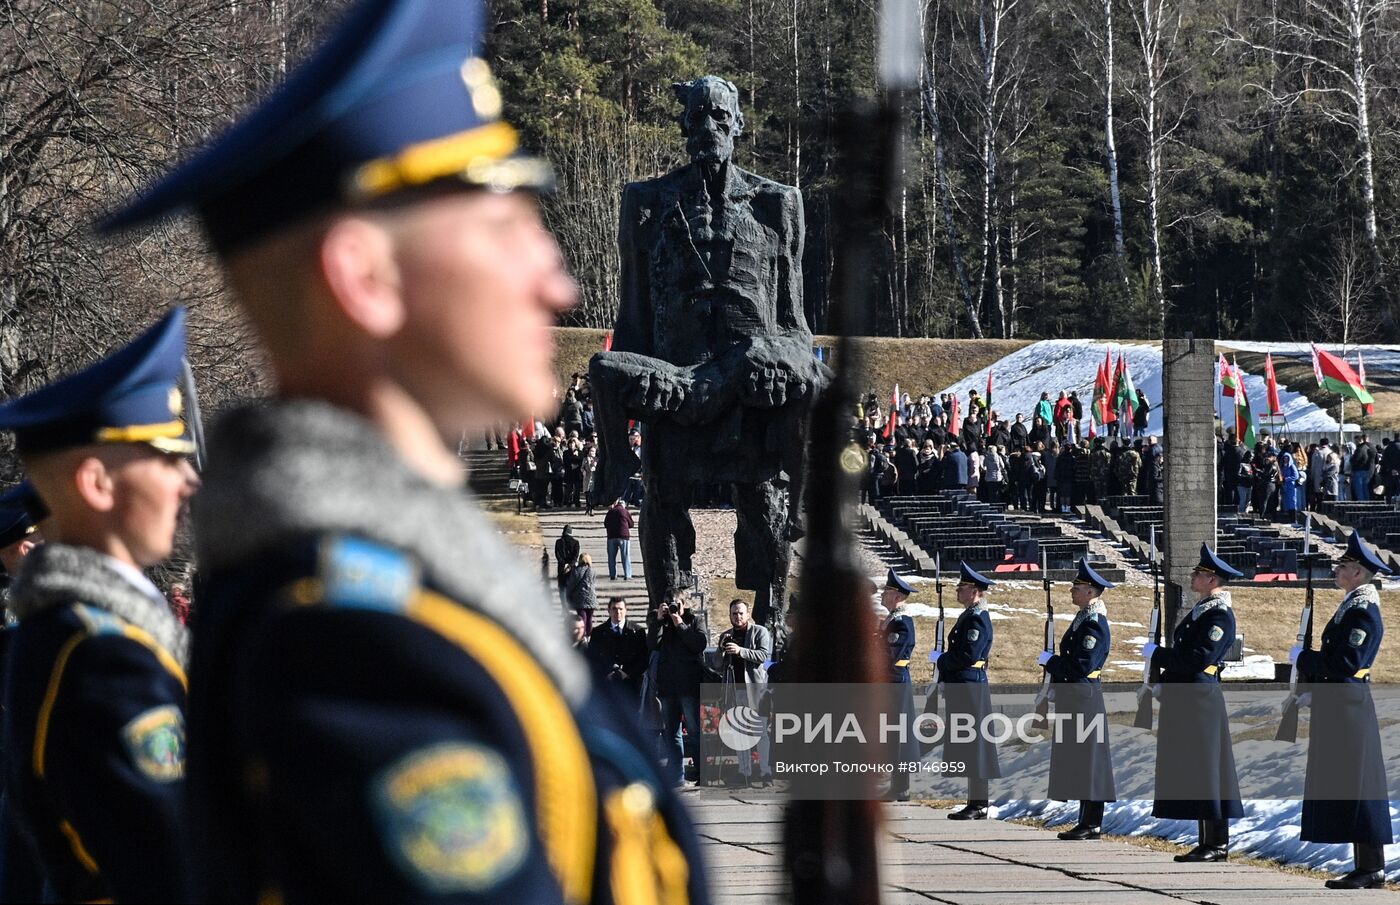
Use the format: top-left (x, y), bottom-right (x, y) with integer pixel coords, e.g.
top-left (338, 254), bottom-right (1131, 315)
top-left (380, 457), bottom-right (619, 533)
top-left (686, 793), bottom-right (1399, 904)
top-left (536, 507), bottom-right (653, 624)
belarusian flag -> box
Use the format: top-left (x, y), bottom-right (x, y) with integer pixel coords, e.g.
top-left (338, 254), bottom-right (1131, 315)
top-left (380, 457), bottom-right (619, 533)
top-left (603, 331), bottom-right (613, 352)
top-left (1234, 366), bottom-right (1257, 447)
top-left (1311, 345), bottom-right (1376, 413)
top-left (1115, 352), bottom-right (1138, 423)
top-left (1219, 353), bottom-right (1238, 397)
top-left (949, 395), bottom-right (961, 437)
top-left (1092, 360), bottom-right (1113, 427)
top-left (1358, 354), bottom-right (1374, 416)
top-left (1263, 353), bottom-right (1283, 416)
top-left (883, 384), bottom-right (900, 441)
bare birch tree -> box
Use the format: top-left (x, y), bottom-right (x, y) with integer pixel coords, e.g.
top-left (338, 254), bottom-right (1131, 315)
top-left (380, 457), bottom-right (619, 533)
top-left (1224, 0), bottom-right (1394, 278)
top-left (1127, 0), bottom-right (1187, 336)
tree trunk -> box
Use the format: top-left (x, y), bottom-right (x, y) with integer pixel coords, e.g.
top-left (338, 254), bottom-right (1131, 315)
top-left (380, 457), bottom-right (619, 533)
top-left (1348, 0), bottom-right (1382, 272)
top-left (1103, 0), bottom-right (1129, 295)
top-left (922, 40), bottom-right (982, 337)
top-left (978, 0), bottom-right (1003, 336)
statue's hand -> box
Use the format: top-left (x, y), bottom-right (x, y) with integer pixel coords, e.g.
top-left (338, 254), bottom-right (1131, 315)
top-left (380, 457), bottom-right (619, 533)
top-left (743, 361), bottom-right (803, 409)
top-left (628, 371), bottom-right (689, 416)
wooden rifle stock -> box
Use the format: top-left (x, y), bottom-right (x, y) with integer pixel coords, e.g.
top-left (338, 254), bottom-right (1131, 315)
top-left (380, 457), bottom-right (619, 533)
top-left (1275, 554), bottom-right (1315, 742)
top-left (1031, 551), bottom-right (1053, 732)
top-left (1134, 530), bottom-right (1161, 730)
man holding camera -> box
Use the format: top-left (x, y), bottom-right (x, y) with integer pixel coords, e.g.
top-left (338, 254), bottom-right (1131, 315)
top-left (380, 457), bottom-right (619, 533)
top-left (649, 596), bottom-right (707, 787)
top-left (719, 599), bottom-right (773, 788)
top-left (588, 596), bottom-right (649, 702)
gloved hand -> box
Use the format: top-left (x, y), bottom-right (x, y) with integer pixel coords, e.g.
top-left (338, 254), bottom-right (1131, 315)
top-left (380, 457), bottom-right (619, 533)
top-left (1037, 650), bottom-right (1053, 666)
top-left (928, 650), bottom-right (942, 664)
top-left (1142, 642), bottom-right (1158, 662)
top-left (1288, 644), bottom-right (1302, 665)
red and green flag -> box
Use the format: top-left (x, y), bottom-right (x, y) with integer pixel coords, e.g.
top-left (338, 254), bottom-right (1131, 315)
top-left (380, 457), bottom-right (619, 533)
top-left (1311, 344), bottom-right (1375, 414)
top-left (1234, 365), bottom-right (1257, 447)
top-left (1114, 351), bottom-right (1138, 422)
top-left (1092, 359), bottom-right (1113, 426)
top-left (1263, 352), bottom-right (1283, 416)
top-left (1219, 353), bottom-right (1238, 397)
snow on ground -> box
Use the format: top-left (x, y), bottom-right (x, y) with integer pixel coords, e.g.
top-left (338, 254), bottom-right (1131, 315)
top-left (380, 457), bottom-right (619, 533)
top-left (910, 693), bottom-right (1400, 880)
top-left (933, 339), bottom-right (1399, 436)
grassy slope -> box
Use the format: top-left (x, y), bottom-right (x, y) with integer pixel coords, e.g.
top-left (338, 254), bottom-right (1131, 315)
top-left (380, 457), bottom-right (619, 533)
top-left (1231, 349), bottom-right (1400, 433)
top-left (555, 327), bottom-right (1029, 399)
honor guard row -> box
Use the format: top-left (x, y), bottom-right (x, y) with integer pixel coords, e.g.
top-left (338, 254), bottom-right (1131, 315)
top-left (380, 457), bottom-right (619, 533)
top-left (894, 538), bottom-right (1390, 889)
top-left (0, 0), bottom-right (711, 902)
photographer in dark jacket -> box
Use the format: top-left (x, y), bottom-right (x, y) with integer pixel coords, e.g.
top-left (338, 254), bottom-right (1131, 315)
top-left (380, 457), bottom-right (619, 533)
top-left (649, 597), bottom-right (707, 786)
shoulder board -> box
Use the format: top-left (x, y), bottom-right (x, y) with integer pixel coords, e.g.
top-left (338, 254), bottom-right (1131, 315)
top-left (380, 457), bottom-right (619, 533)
top-left (69, 603), bottom-right (130, 637)
top-left (316, 536), bottom-right (420, 613)
top-left (1087, 612), bottom-right (1102, 624)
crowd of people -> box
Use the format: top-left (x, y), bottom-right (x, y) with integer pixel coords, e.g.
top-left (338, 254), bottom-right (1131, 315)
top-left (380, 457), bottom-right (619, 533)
top-left (1220, 429), bottom-right (1400, 522)
top-left (855, 388), bottom-right (1163, 511)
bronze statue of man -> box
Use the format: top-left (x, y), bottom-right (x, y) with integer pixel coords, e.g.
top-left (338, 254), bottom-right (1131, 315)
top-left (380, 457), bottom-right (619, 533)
top-left (590, 75), bottom-right (829, 627)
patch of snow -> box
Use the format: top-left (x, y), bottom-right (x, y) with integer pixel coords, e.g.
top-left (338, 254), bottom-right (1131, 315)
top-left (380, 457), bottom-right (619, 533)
top-left (933, 340), bottom-right (1381, 436)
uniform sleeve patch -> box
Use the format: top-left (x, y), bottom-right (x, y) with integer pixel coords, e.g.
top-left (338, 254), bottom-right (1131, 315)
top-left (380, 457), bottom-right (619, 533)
top-left (320, 536), bottom-right (419, 612)
top-left (1349, 628), bottom-right (1369, 648)
top-left (373, 743), bottom-right (528, 894)
top-left (967, 628), bottom-right (980, 642)
top-left (1208, 626), bottom-right (1224, 643)
top-left (1082, 635), bottom-right (1097, 650)
top-left (121, 705), bottom-right (186, 783)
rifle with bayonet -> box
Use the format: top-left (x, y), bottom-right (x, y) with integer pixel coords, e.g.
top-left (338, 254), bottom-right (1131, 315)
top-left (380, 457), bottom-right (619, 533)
top-left (1031, 550), bottom-right (1053, 732)
top-left (1134, 526), bottom-right (1161, 730)
top-left (1276, 513), bottom-right (1314, 742)
top-left (928, 551), bottom-right (945, 715)
top-left (784, 0), bottom-right (919, 900)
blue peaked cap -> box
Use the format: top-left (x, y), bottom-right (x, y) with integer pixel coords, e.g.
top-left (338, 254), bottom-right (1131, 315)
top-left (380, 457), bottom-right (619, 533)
top-left (1340, 530), bottom-right (1391, 576)
top-left (0, 482), bottom-right (43, 550)
top-left (1073, 558), bottom-right (1115, 591)
top-left (0, 310), bottom-right (194, 456)
top-left (885, 568), bottom-right (914, 596)
top-left (1194, 543), bottom-right (1243, 580)
top-left (99, 0), bottom-right (551, 253)
top-left (958, 561), bottom-right (995, 590)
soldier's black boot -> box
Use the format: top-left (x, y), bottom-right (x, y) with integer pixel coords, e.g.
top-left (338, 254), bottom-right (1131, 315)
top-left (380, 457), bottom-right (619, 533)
top-left (1058, 801), bottom-right (1103, 841)
top-left (1176, 819), bottom-right (1228, 862)
top-left (949, 779), bottom-right (989, 820)
top-left (1325, 843), bottom-right (1386, 889)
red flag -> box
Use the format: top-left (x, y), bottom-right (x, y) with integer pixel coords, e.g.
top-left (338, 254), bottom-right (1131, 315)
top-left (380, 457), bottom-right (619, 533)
top-left (986, 371), bottom-right (995, 436)
top-left (1263, 353), bottom-right (1282, 416)
top-left (602, 331), bottom-right (613, 352)
top-left (883, 384), bottom-right (900, 441)
top-left (523, 416), bottom-right (537, 440)
top-left (950, 395), bottom-right (961, 437)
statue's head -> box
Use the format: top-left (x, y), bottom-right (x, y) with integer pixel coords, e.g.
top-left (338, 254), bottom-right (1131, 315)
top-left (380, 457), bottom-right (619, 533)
top-left (672, 76), bottom-right (744, 167)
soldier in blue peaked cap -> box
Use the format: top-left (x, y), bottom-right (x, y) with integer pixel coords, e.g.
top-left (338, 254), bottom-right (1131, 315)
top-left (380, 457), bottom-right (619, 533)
top-left (0, 310), bottom-right (199, 902)
top-left (879, 569), bottom-right (917, 800)
top-left (101, 1), bottom-right (709, 903)
top-left (1044, 559), bottom-right (1116, 841)
top-left (1145, 543), bottom-right (1242, 863)
top-left (930, 561), bottom-right (1000, 819)
top-left (1290, 531), bottom-right (1392, 889)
